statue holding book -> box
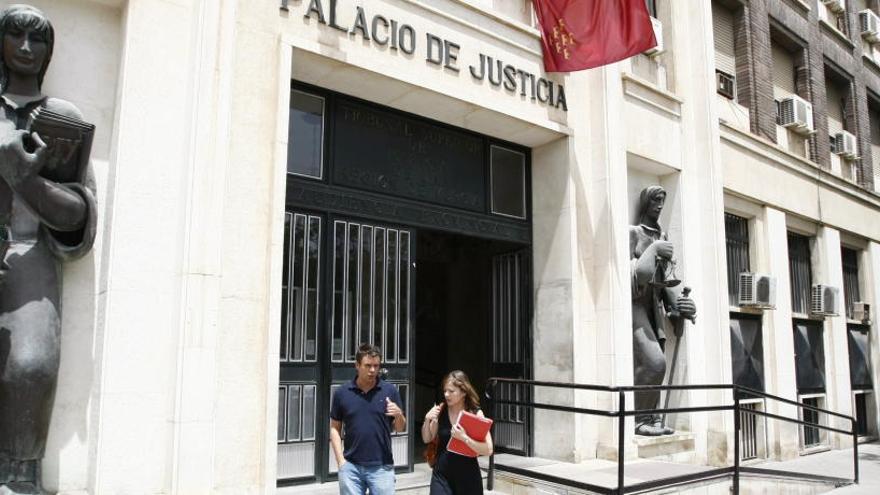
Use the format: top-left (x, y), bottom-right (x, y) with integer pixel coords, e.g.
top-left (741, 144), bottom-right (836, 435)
top-left (0, 5), bottom-right (97, 494)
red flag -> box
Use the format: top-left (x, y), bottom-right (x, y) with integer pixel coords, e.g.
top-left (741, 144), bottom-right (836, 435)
top-left (533, 0), bottom-right (658, 72)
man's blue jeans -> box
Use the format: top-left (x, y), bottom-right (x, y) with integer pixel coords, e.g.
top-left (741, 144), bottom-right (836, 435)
top-left (338, 461), bottom-right (395, 495)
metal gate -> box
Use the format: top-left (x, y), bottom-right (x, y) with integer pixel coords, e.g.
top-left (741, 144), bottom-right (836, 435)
top-left (490, 250), bottom-right (531, 455)
top-left (277, 213), bottom-right (414, 483)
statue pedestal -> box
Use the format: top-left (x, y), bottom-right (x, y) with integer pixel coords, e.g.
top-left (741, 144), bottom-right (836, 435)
top-left (632, 432), bottom-right (696, 463)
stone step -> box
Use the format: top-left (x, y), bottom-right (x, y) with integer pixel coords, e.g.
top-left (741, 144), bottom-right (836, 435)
top-left (632, 432), bottom-right (696, 463)
top-left (278, 463), bottom-right (494, 494)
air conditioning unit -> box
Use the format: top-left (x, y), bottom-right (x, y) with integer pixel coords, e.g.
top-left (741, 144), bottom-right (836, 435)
top-left (824, 0), bottom-right (846, 15)
top-left (853, 302), bottom-right (872, 324)
top-left (778, 95), bottom-right (815, 135)
top-left (834, 131), bottom-right (858, 160)
top-left (644, 17), bottom-right (664, 56)
top-left (860, 10), bottom-right (880, 43)
top-left (811, 284), bottom-right (840, 317)
top-left (738, 273), bottom-right (777, 309)
top-left (717, 70), bottom-right (736, 99)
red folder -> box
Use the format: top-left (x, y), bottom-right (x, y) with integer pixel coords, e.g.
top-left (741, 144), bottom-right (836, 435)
top-left (446, 410), bottom-right (493, 457)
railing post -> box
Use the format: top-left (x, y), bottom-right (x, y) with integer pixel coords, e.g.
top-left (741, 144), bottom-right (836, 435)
top-left (733, 390), bottom-right (740, 495)
top-left (852, 417), bottom-right (859, 484)
top-left (618, 390), bottom-right (625, 495)
top-left (487, 380), bottom-right (495, 491)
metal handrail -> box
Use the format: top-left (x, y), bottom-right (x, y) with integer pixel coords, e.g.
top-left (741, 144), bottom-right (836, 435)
top-left (484, 378), bottom-right (859, 495)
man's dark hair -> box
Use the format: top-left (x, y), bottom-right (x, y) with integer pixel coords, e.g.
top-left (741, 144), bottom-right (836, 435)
top-left (355, 343), bottom-right (381, 363)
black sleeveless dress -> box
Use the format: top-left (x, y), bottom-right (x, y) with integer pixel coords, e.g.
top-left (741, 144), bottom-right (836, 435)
top-left (430, 409), bottom-right (483, 495)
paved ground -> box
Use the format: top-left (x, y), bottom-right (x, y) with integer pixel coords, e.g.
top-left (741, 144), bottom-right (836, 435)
top-left (824, 442), bottom-right (880, 494)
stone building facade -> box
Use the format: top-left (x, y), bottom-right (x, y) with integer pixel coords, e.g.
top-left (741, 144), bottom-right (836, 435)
top-left (12, 0), bottom-right (880, 493)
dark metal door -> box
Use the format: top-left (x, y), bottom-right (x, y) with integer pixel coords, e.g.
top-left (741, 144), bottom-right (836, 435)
top-left (490, 249), bottom-right (531, 455)
top-left (276, 213), bottom-right (415, 484)
top-left (325, 217), bottom-right (415, 478)
top-left (277, 212), bottom-right (324, 482)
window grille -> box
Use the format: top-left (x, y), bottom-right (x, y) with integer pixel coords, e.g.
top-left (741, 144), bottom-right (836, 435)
top-left (725, 214), bottom-right (750, 306)
top-left (842, 247), bottom-right (860, 319)
top-left (799, 395), bottom-right (825, 449)
top-left (280, 213), bottom-right (321, 363)
top-left (739, 400), bottom-right (766, 461)
top-left (787, 233), bottom-right (812, 315)
top-left (331, 221), bottom-right (411, 363)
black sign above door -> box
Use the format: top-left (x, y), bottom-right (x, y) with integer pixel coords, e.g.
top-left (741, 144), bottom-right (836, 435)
top-left (333, 99), bottom-right (485, 212)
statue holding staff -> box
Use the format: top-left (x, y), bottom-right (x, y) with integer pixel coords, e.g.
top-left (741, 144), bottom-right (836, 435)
top-left (630, 186), bottom-right (695, 436)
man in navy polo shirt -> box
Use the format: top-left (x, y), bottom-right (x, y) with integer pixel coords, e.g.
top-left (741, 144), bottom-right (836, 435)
top-left (330, 343), bottom-right (406, 495)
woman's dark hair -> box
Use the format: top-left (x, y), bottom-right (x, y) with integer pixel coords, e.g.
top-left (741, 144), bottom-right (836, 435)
top-left (0, 4), bottom-right (54, 92)
top-left (442, 370), bottom-right (480, 413)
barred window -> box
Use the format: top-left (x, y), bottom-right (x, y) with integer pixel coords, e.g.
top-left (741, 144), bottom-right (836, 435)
top-left (725, 214), bottom-right (750, 306)
top-left (841, 247), bottom-right (860, 319)
top-left (787, 233), bottom-right (812, 315)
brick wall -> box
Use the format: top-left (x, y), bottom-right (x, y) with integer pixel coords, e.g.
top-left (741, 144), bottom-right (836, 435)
top-left (725, 0), bottom-right (880, 188)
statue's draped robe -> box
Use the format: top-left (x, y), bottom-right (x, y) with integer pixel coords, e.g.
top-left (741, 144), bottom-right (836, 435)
top-left (629, 223), bottom-right (670, 428)
top-left (0, 96), bottom-right (97, 481)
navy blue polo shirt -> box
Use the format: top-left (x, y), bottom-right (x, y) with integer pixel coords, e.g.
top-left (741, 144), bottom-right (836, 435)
top-left (330, 377), bottom-right (403, 466)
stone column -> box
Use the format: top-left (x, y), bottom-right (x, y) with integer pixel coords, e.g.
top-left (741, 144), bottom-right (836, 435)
top-left (761, 207), bottom-right (800, 460)
top-left (865, 242), bottom-right (880, 436)
top-left (89, 1), bottom-right (271, 494)
top-left (668, 0), bottom-right (731, 466)
top-left (816, 226), bottom-right (853, 449)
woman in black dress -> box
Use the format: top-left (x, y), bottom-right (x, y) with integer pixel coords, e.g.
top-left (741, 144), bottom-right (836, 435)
top-left (421, 370), bottom-right (493, 495)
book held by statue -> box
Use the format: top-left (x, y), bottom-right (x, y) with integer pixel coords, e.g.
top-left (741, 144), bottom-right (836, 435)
top-left (446, 410), bottom-right (493, 457)
top-left (28, 107), bottom-right (95, 184)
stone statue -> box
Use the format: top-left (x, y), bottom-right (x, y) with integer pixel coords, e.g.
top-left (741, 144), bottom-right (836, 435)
top-left (0, 5), bottom-right (97, 494)
top-left (630, 186), bottom-right (695, 436)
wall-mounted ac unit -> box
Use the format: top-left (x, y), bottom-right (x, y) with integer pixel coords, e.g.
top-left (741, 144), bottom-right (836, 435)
top-left (738, 273), bottom-right (777, 309)
top-left (860, 10), bottom-right (880, 43)
top-left (853, 302), bottom-right (871, 324)
top-left (811, 284), bottom-right (840, 317)
top-left (824, 0), bottom-right (846, 15)
top-left (644, 17), bottom-right (664, 56)
top-left (717, 70), bottom-right (736, 99)
top-left (779, 95), bottom-right (815, 135)
top-left (834, 131), bottom-right (858, 160)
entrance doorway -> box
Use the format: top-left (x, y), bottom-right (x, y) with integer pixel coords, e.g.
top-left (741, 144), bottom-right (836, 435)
top-left (279, 83), bottom-right (534, 485)
top-left (414, 230), bottom-right (531, 461)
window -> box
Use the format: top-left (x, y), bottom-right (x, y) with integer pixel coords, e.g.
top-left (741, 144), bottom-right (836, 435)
top-left (725, 213), bottom-right (750, 306)
top-left (825, 68), bottom-right (855, 162)
top-left (853, 390), bottom-right (876, 437)
top-left (730, 315), bottom-right (764, 393)
top-left (848, 325), bottom-right (872, 390)
top-left (331, 221), bottom-right (411, 363)
top-left (277, 383), bottom-right (318, 479)
top-left (842, 247), bottom-right (860, 319)
top-left (794, 318), bottom-right (827, 449)
top-left (794, 320), bottom-right (826, 393)
top-left (713, 1), bottom-right (737, 98)
top-left (787, 232), bottom-right (812, 315)
top-left (800, 395), bottom-right (825, 448)
top-left (281, 213), bottom-right (321, 362)
top-left (288, 90), bottom-right (325, 178)
top-left (490, 145), bottom-right (527, 219)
